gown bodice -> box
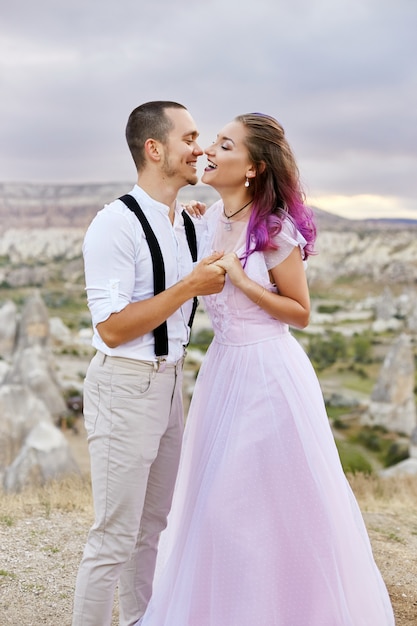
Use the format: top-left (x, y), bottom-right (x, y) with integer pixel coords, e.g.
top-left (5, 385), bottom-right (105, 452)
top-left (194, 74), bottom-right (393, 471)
top-left (199, 201), bottom-right (306, 345)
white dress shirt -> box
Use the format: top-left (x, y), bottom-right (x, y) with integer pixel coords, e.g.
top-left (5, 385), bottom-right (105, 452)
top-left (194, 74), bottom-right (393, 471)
top-left (83, 184), bottom-right (198, 362)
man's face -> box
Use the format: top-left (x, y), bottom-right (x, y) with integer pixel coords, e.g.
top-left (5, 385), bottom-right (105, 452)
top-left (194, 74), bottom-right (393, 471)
top-left (161, 108), bottom-right (203, 187)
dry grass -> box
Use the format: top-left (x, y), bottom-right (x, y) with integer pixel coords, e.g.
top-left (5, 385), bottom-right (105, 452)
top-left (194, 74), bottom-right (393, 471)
top-left (2, 471), bottom-right (415, 520)
top-left (0, 474), bottom-right (93, 521)
top-left (1, 470), bottom-right (417, 624)
top-left (349, 473), bottom-right (417, 626)
top-left (349, 471), bottom-right (417, 508)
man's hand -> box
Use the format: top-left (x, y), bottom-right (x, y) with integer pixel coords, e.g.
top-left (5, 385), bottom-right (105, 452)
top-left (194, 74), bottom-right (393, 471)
top-left (97, 252), bottom-right (225, 348)
top-left (185, 251), bottom-right (226, 295)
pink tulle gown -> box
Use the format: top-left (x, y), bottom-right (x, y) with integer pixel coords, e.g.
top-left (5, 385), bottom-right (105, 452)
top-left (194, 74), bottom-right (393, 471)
top-left (139, 203), bottom-right (395, 626)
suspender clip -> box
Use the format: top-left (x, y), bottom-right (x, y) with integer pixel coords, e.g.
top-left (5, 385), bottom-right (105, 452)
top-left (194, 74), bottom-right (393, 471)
top-left (156, 356), bottom-right (167, 373)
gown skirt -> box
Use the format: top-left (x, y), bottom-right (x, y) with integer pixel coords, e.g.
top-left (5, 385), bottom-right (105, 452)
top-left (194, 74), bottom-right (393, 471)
top-left (139, 215), bottom-right (395, 626)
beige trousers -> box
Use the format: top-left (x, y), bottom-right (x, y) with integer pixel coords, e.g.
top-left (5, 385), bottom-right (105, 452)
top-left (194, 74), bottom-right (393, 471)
top-left (72, 351), bottom-right (184, 626)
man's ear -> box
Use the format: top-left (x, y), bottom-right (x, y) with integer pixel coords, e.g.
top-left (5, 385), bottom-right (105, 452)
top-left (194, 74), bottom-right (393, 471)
top-left (144, 138), bottom-right (162, 162)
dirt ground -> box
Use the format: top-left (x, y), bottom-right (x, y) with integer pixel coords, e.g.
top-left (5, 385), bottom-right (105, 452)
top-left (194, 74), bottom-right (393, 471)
top-left (1, 425), bottom-right (417, 625)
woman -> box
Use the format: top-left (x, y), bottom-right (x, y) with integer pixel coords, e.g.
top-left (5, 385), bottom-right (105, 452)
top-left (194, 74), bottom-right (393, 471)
top-left (138, 113), bottom-right (395, 625)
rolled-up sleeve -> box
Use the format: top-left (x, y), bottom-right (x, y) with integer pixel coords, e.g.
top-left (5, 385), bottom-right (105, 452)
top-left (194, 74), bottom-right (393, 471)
top-left (83, 206), bottom-right (140, 328)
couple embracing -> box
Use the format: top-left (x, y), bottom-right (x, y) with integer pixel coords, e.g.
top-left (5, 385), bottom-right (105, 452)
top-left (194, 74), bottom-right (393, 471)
top-left (72, 101), bottom-right (395, 626)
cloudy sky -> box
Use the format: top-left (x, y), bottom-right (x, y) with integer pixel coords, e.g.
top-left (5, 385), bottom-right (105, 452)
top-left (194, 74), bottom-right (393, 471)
top-left (1, 0), bottom-right (416, 219)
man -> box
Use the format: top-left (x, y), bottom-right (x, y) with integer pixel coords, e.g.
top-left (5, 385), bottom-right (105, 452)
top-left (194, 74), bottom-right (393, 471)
top-left (72, 101), bottom-right (225, 626)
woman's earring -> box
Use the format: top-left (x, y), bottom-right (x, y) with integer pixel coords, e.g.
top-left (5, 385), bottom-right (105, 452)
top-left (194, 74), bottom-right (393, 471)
top-left (244, 177), bottom-right (250, 188)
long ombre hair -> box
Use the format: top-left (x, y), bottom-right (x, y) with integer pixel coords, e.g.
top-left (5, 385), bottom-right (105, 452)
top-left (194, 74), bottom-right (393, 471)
top-left (236, 113), bottom-right (316, 261)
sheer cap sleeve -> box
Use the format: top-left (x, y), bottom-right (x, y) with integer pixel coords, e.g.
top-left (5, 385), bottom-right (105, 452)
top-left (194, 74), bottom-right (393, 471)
top-left (263, 217), bottom-right (307, 270)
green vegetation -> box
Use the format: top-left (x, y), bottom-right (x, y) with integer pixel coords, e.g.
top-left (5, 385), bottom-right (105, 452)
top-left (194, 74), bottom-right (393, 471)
top-left (2, 264), bottom-right (415, 478)
top-left (0, 282), bottom-right (88, 331)
top-left (308, 331), bottom-right (348, 370)
top-left (0, 570), bottom-right (16, 579)
top-left (316, 303), bottom-right (342, 314)
top-left (352, 332), bottom-right (373, 363)
top-left (307, 330), bottom-right (376, 371)
top-left (352, 427), bottom-right (409, 468)
top-left (42, 289), bottom-right (88, 329)
top-left (0, 514), bottom-right (14, 527)
top-left (189, 328), bottom-right (214, 352)
top-left (42, 545), bottom-right (60, 554)
top-left (384, 442), bottom-right (410, 467)
top-left (335, 440), bottom-right (373, 474)
top-left (330, 408), bottom-right (410, 472)
top-left (386, 532), bottom-right (406, 544)
top-left (333, 368), bottom-right (375, 396)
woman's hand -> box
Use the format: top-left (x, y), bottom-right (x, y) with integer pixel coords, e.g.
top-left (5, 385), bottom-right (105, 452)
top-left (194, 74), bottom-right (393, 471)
top-left (182, 200), bottom-right (206, 219)
top-left (214, 252), bottom-right (246, 287)
top-left (215, 247), bottom-right (310, 329)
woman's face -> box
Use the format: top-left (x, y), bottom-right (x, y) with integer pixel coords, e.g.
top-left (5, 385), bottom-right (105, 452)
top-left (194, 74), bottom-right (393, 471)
top-left (202, 120), bottom-right (253, 192)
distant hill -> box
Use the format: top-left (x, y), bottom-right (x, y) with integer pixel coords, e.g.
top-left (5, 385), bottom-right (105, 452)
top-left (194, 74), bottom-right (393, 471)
top-left (2, 183), bottom-right (417, 289)
top-left (311, 206), bottom-right (417, 232)
top-left (0, 181), bottom-right (416, 234)
top-left (0, 182), bottom-right (131, 232)
top-left (363, 217), bottom-right (417, 228)
top-left (0, 182), bottom-right (221, 232)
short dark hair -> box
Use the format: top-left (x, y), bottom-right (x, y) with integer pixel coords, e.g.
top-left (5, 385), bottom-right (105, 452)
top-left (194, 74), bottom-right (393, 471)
top-left (125, 101), bottom-right (187, 171)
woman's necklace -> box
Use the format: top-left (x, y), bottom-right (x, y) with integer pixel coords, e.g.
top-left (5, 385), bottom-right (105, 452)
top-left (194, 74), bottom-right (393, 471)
top-left (223, 200), bottom-right (252, 231)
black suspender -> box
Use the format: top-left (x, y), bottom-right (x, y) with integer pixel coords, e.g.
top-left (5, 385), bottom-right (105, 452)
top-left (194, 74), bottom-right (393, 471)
top-left (181, 210), bottom-right (198, 329)
top-left (119, 194), bottom-right (198, 357)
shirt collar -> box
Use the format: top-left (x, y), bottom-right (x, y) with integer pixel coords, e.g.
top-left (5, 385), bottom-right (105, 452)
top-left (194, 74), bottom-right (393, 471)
top-left (131, 184), bottom-right (182, 216)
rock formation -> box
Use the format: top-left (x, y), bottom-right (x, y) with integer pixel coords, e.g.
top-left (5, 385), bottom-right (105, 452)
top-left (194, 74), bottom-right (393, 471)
top-left (361, 333), bottom-right (416, 436)
top-left (0, 384), bottom-right (79, 491)
top-left (1, 182), bottom-right (417, 289)
top-left (5, 291), bottom-right (67, 418)
top-left (0, 292), bottom-right (79, 492)
top-left (3, 419), bottom-right (78, 493)
top-left (0, 299), bottom-right (18, 359)
top-left (373, 287), bottom-right (397, 321)
top-left (409, 427), bottom-right (417, 460)
top-left (2, 183), bottom-right (417, 483)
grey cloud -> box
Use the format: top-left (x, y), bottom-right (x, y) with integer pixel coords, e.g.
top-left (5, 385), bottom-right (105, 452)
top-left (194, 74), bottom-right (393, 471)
top-left (302, 152), bottom-right (417, 199)
top-left (0, 0), bottom-right (416, 212)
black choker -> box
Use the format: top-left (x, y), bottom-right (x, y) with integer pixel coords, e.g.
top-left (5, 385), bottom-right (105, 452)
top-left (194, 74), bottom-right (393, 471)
top-left (223, 200), bottom-right (252, 231)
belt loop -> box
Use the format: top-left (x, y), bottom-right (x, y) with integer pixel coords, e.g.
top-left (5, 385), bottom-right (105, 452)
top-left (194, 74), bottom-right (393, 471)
top-left (97, 351), bottom-right (107, 366)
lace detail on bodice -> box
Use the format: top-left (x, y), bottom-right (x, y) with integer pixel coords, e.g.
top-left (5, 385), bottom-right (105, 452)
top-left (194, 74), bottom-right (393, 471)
top-left (200, 202), bottom-right (303, 345)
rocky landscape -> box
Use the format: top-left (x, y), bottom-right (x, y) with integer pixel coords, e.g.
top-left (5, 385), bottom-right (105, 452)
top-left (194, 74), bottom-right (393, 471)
top-left (2, 181), bottom-right (417, 291)
top-left (2, 182), bottom-right (417, 472)
top-left (1, 182), bottom-right (417, 623)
